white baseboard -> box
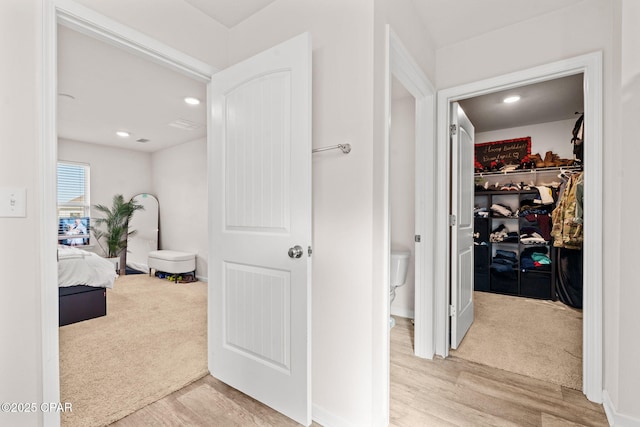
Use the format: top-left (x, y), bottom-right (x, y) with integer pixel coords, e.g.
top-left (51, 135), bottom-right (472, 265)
top-left (390, 306), bottom-right (414, 319)
top-left (313, 404), bottom-right (357, 427)
top-left (603, 390), bottom-right (640, 427)
top-left (196, 275), bottom-right (208, 283)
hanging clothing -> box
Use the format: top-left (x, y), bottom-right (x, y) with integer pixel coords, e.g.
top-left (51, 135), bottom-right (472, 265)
top-left (556, 248), bottom-right (583, 309)
top-left (551, 172), bottom-right (584, 249)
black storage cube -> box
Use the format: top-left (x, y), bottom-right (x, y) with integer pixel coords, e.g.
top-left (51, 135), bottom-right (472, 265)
top-left (520, 271), bottom-right (552, 299)
top-left (490, 269), bottom-right (518, 295)
top-left (474, 217), bottom-right (489, 243)
top-left (59, 285), bottom-right (106, 326)
top-left (474, 245), bottom-right (490, 291)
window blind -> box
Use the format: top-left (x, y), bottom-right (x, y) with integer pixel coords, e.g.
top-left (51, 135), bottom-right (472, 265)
top-left (57, 162), bottom-right (90, 217)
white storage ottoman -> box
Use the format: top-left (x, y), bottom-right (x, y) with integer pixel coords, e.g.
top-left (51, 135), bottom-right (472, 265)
top-left (147, 250), bottom-right (196, 275)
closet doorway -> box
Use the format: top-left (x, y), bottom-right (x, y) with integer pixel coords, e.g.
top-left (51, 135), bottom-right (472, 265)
top-left (451, 73), bottom-right (585, 391)
top-left (434, 52), bottom-right (603, 403)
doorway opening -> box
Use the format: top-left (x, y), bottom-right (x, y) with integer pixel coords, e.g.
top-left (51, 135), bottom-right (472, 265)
top-left (55, 22), bottom-right (209, 425)
top-left (389, 76), bottom-right (416, 325)
top-left (435, 52), bottom-right (603, 403)
top-left (450, 73), bottom-right (585, 391)
top-left (382, 24), bottom-right (437, 425)
top-left (42, 3), bottom-right (214, 425)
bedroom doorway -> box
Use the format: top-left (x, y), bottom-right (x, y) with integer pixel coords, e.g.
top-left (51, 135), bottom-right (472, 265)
top-left (55, 21), bottom-right (210, 426)
top-left (43, 3), bottom-right (214, 425)
top-left (46, 4), bottom-right (314, 426)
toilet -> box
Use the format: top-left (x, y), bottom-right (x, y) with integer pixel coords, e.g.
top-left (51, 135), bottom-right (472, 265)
top-left (389, 250), bottom-right (410, 328)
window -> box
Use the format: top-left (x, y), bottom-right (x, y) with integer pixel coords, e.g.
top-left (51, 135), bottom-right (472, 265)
top-left (57, 162), bottom-right (90, 245)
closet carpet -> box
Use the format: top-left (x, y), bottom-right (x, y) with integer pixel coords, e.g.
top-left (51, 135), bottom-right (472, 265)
top-left (450, 291), bottom-right (582, 391)
top-left (59, 275), bottom-right (208, 427)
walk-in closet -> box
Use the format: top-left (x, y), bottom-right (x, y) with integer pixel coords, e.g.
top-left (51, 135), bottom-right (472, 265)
top-left (451, 73), bottom-right (586, 391)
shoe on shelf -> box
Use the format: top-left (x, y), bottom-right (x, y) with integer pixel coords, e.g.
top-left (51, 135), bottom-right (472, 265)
top-left (530, 153), bottom-right (545, 168)
top-left (543, 151), bottom-right (555, 167)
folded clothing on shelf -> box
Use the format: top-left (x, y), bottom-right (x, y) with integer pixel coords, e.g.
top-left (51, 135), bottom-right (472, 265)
top-left (520, 231), bottom-right (547, 245)
top-left (491, 249), bottom-right (518, 272)
top-left (491, 203), bottom-right (516, 218)
top-left (520, 246), bottom-right (551, 271)
top-left (474, 207), bottom-right (489, 218)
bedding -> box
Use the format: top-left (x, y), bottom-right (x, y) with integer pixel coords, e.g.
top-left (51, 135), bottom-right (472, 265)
top-left (58, 245), bottom-right (117, 289)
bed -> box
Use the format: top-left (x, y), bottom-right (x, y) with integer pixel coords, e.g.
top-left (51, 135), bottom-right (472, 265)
top-left (58, 245), bottom-right (117, 326)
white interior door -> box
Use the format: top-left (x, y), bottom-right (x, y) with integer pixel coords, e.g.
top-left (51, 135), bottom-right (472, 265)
top-left (450, 102), bottom-right (475, 349)
top-left (209, 33), bottom-right (312, 425)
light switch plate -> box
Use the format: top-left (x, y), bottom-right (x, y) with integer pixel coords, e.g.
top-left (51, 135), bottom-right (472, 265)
top-left (0, 187), bottom-right (26, 217)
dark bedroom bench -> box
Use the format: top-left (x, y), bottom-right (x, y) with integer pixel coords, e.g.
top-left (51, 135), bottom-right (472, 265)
top-left (59, 285), bottom-right (106, 326)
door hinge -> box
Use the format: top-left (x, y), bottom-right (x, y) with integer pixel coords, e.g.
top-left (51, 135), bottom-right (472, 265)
top-left (414, 235), bottom-right (421, 243)
top-left (449, 304), bottom-right (457, 316)
top-left (308, 246), bottom-right (313, 257)
top-left (449, 214), bottom-right (457, 226)
top-left (450, 124), bottom-right (457, 136)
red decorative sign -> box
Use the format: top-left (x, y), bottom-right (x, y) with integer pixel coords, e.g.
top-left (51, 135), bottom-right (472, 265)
top-left (475, 137), bottom-right (531, 168)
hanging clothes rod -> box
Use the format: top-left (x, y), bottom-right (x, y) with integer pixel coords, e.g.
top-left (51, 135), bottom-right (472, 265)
top-left (312, 143), bottom-right (351, 154)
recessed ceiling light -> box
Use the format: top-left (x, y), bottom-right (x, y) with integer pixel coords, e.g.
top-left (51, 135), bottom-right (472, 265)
top-left (503, 95), bottom-right (521, 104)
top-left (116, 131), bottom-right (130, 138)
top-left (184, 97), bottom-right (201, 106)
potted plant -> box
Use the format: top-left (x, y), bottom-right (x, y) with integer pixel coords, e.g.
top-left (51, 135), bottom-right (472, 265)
top-left (92, 194), bottom-right (144, 275)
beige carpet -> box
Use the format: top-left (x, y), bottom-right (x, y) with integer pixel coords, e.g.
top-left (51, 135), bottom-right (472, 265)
top-left (450, 291), bottom-right (583, 390)
top-left (59, 275), bottom-right (208, 427)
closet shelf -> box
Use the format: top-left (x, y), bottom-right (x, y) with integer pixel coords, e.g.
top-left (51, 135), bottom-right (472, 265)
top-left (474, 165), bottom-right (581, 178)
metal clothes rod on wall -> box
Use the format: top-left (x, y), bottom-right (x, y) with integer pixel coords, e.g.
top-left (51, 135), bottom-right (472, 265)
top-left (312, 143), bottom-right (351, 154)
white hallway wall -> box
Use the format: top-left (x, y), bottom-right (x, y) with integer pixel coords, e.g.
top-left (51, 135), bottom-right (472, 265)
top-left (435, 0), bottom-right (639, 423)
top-left (0, 2), bottom-right (42, 426)
top-left (617, 0), bottom-right (640, 421)
top-left (74, 0), bottom-right (229, 70)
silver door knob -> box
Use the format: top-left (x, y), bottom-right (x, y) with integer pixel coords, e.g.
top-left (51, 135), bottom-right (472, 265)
top-left (288, 245), bottom-right (303, 259)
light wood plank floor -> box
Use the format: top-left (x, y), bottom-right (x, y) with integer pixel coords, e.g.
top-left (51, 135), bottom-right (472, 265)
top-left (112, 317), bottom-right (608, 426)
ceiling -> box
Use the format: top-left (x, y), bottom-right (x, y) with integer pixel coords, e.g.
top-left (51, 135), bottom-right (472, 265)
top-left (183, 0), bottom-right (278, 28)
top-left (458, 74), bottom-right (584, 133)
top-left (57, 25), bottom-right (207, 153)
top-left (411, 0), bottom-right (584, 49)
top-left (57, 0), bottom-right (586, 153)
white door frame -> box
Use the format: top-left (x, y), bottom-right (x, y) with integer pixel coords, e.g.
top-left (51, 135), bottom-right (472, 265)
top-left (379, 23), bottom-right (436, 425)
top-left (434, 52), bottom-right (603, 403)
top-left (386, 28), bottom-right (437, 361)
top-left (41, 1), bottom-right (214, 425)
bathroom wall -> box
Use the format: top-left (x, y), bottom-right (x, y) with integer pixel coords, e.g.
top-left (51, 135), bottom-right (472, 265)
top-left (389, 94), bottom-right (416, 318)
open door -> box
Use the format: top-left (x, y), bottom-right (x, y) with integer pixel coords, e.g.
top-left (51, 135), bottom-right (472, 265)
top-left (450, 102), bottom-right (475, 349)
top-left (209, 33), bottom-right (312, 425)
